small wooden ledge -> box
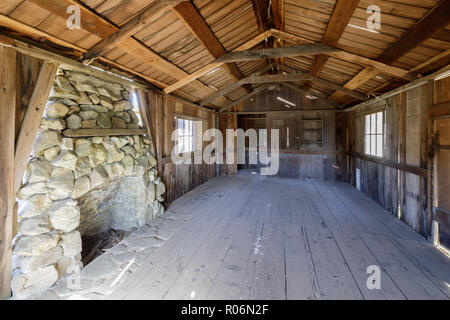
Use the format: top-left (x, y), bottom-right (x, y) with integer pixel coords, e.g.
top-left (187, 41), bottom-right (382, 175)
top-left (62, 129), bottom-right (147, 137)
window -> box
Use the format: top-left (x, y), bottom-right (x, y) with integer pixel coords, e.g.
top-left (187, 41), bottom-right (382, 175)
top-left (365, 111), bottom-right (384, 157)
top-left (177, 117), bottom-right (195, 153)
top-left (131, 91), bottom-right (143, 126)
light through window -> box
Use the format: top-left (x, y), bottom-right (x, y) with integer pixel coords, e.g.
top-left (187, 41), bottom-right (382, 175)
top-left (177, 118), bottom-right (195, 154)
top-left (365, 111), bottom-right (384, 157)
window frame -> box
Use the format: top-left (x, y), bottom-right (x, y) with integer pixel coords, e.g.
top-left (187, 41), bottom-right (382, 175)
top-left (176, 116), bottom-right (196, 154)
top-left (364, 110), bottom-right (385, 158)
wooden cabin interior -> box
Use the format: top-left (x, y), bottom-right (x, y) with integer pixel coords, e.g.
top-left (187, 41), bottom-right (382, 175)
top-left (0, 0), bottom-right (449, 300)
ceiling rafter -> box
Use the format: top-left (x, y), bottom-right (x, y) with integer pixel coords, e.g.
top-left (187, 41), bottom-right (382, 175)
top-left (270, 0), bottom-right (285, 64)
top-left (163, 30), bottom-right (272, 94)
top-left (82, 0), bottom-right (182, 63)
top-left (214, 43), bottom-right (340, 63)
top-left (28, 0), bottom-right (231, 106)
top-left (305, 0), bottom-right (360, 89)
top-left (200, 65), bottom-right (274, 107)
top-left (200, 63), bottom-right (367, 106)
top-left (251, 0), bottom-right (270, 33)
top-left (328, 0), bottom-right (450, 102)
top-left (220, 84), bottom-right (272, 112)
top-left (165, 29), bottom-right (417, 94)
top-left (172, 1), bottom-right (250, 94)
top-left (282, 82), bottom-right (343, 109)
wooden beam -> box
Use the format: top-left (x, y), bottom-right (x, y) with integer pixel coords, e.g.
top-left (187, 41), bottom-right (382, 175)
top-left (14, 61), bottom-right (59, 194)
top-left (28, 0), bottom-right (224, 102)
top-left (328, 69), bottom-right (380, 101)
top-left (429, 102), bottom-right (450, 119)
top-left (309, 76), bottom-right (368, 101)
top-left (271, 0), bottom-right (284, 31)
top-left (308, 0), bottom-right (360, 78)
top-left (62, 129), bottom-right (148, 138)
top-left (348, 152), bottom-right (427, 177)
top-left (239, 73), bottom-right (311, 84)
top-left (0, 13), bottom-right (171, 89)
top-left (0, 33), bottom-right (215, 114)
top-left (215, 72), bottom-right (366, 100)
top-left (345, 64), bottom-right (450, 112)
top-left (83, 0), bottom-right (182, 62)
top-left (0, 46), bottom-right (16, 300)
top-left (172, 1), bottom-right (248, 90)
top-left (215, 43), bottom-right (340, 64)
top-left (378, 0), bottom-right (450, 64)
top-left (136, 89), bottom-right (157, 155)
top-left (228, 110), bottom-right (339, 115)
top-left (329, 0), bottom-right (450, 101)
top-left (271, 29), bottom-right (415, 81)
top-left (0, 33), bottom-right (147, 89)
top-left (282, 82), bottom-right (343, 109)
top-left (410, 48), bottom-right (450, 73)
top-left (251, 0), bottom-right (270, 33)
top-left (163, 30), bottom-right (272, 94)
top-left (220, 84), bottom-right (271, 112)
top-left (200, 65), bottom-right (274, 107)
top-left (270, 0), bottom-right (285, 64)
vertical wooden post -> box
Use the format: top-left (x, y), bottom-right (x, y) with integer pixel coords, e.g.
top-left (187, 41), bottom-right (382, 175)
top-left (136, 88), bottom-right (156, 156)
top-left (0, 46), bottom-right (17, 300)
top-left (14, 61), bottom-right (59, 194)
top-left (398, 92), bottom-right (407, 221)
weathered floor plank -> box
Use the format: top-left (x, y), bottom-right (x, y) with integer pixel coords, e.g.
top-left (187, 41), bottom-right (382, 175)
top-left (46, 171), bottom-right (449, 300)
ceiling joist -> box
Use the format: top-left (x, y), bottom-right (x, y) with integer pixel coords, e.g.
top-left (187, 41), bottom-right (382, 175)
top-left (328, 0), bottom-right (450, 102)
top-left (200, 63), bottom-right (368, 106)
top-left (200, 65), bottom-right (274, 107)
top-left (172, 1), bottom-right (248, 90)
top-left (163, 30), bottom-right (272, 94)
top-left (83, 0), bottom-right (182, 63)
top-left (220, 84), bottom-right (272, 112)
top-left (165, 29), bottom-right (417, 94)
top-left (307, 0), bottom-right (360, 79)
top-left (28, 0), bottom-right (230, 105)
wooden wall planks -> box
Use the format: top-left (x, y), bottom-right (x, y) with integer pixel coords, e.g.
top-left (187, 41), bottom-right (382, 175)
top-left (238, 85), bottom-right (344, 180)
top-left (346, 77), bottom-right (450, 239)
top-left (146, 91), bottom-right (219, 203)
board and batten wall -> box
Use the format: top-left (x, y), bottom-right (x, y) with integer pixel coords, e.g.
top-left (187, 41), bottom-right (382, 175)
top-left (346, 76), bottom-right (450, 241)
top-left (145, 91), bottom-right (218, 203)
top-left (237, 85), bottom-right (346, 180)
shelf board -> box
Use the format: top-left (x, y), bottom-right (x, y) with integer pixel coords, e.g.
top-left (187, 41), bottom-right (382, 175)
top-left (63, 128), bottom-right (147, 137)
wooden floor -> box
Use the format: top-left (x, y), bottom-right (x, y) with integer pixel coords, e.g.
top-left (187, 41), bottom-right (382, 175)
top-left (108, 171), bottom-right (450, 300)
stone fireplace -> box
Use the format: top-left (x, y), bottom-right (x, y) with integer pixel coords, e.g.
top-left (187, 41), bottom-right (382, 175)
top-left (11, 69), bottom-right (165, 299)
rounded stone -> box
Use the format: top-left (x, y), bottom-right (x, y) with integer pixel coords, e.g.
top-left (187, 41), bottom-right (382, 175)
top-left (49, 200), bottom-right (80, 232)
top-left (44, 102), bottom-right (69, 119)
